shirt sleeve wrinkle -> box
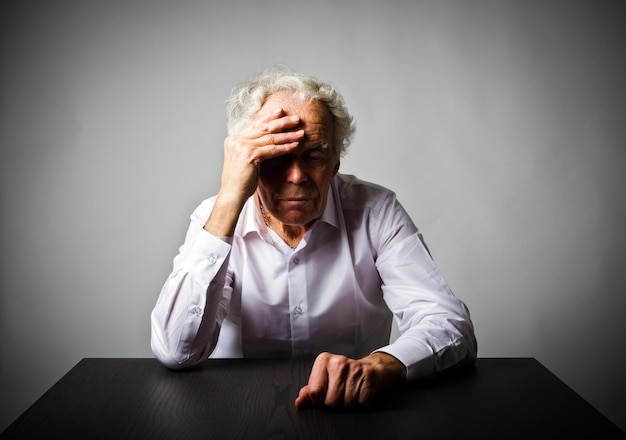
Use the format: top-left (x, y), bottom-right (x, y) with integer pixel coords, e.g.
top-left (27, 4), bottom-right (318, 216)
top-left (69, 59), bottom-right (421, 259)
top-left (151, 199), bottom-right (234, 369)
top-left (158, 271), bottom-right (189, 328)
top-left (380, 193), bottom-right (419, 244)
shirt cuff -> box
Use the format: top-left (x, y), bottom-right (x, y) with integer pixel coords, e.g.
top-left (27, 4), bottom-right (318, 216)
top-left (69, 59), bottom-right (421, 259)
top-left (181, 229), bottom-right (232, 284)
top-left (375, 337), bottom-right (435, 381)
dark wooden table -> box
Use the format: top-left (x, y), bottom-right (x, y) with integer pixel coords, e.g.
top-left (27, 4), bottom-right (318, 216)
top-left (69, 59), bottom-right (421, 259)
top-left (1, 358), bottom-right (623, 439)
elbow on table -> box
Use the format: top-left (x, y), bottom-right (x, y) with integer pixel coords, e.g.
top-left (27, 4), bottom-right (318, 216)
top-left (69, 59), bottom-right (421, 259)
top-left (150, 330), bottom-right (201, 370)
top-left (151, 342), bottom-right (199, 370)
top-left (150, 315), bottom-right (221, 370)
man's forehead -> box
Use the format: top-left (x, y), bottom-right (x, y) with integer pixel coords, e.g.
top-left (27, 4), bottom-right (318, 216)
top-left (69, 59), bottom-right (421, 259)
top-left (260, 92), bottom-right (328, 119)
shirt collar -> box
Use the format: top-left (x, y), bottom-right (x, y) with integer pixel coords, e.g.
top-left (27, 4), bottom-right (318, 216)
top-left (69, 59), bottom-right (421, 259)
top-left (318, 180), bottom-right (340, 229)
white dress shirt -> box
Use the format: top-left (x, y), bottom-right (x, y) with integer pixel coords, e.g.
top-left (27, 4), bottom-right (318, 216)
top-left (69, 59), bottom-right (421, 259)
top-left (151, 174), bottom-right (477, 380)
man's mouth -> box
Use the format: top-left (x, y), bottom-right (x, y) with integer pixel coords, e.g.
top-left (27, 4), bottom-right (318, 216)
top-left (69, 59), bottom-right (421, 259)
top-left (276, 194), bottom-right (316, 201)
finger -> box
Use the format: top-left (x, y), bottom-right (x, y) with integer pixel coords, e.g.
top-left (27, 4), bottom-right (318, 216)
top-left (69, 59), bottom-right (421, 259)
top-left (255, 138), bottom-right (301, 160)
top-left (323, 358), bottom-right (350, 407)
top-left (262, 127), bottom-right (304, 146)
top-left (356, 376), bottom-right (377, 406)
top-left (241, 129), bottom-right (303, 166)
top-left (225, 128), bottom-right (302, 161)
top-left (235, 117), bottom-right (302, 149)
top-left (349, 368), bottom-right (376, 407)
top-left (302, 353), bottom-right (331, 407)
top-left (295, 385), bottom-right (314, 409)
top-left (255, 114), bottom-right (301, 136)
top-left (322, 356), bottom-right (374, 407)
top-left (255, 104), bottom-right (283, 124)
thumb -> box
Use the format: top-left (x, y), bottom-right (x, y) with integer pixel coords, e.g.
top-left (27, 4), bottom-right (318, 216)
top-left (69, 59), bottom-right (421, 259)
top-left (295, 385), bottom-right (313, 409)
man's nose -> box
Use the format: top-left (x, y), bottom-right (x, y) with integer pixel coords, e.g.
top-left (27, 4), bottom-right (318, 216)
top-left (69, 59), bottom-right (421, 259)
top-left (286, 158), bottom-right (307, 184)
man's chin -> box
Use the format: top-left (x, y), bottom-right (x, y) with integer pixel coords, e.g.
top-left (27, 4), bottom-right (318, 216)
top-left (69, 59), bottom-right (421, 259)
top-left (277, 213), bottom-right (319, 228)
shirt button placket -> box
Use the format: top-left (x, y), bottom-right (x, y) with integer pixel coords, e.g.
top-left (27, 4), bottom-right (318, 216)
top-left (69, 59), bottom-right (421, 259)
top-left (288, 253), bottom-right (309, 356)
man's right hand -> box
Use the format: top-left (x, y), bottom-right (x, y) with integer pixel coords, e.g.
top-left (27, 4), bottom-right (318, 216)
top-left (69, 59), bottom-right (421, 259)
top-left (204, 105), bottom-right (304, 237)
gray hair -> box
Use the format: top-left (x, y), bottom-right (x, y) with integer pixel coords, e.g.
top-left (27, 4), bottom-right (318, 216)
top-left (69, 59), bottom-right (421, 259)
top-left (225, 68), bottom-right (356, 157)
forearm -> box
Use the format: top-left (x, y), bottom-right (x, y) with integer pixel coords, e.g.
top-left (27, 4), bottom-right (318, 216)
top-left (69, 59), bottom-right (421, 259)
top-left (203, 192), bottom-right (248, 237)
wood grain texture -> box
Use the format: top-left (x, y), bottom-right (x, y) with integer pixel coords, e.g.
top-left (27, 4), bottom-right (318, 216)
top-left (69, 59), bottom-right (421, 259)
top-left (2, 358), bottom-right (623, 439)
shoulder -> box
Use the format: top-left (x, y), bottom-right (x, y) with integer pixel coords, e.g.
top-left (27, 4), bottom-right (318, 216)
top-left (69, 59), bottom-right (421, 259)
top-left (334, 173), bottom-right (395, 199)
top-left (333, 174), bottom-right (418, 254)
top-left (333, 173), bottom-right (396, 212)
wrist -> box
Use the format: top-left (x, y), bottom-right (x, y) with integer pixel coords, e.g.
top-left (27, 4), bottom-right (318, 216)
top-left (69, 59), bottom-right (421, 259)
top-left (203, 192), bottom-right (249, 237)
top-left (361, 352), bottom-right (407, 388)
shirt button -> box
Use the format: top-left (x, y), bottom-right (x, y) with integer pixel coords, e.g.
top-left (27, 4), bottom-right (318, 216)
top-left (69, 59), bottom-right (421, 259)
top-left (191, 306), bottom-right (203, 316)
top-left (207, 255), bottom-right (217, 264)
top-left (294, 305), bottom-right (303, 315)
top-left (293, 258), bottom-right (300, 265)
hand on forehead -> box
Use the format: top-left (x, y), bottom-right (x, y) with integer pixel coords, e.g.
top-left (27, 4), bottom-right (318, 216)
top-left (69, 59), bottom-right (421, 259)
top-left (254, 91), bottom-right (334, 152)
top-left (257, 91), bottom-right (300, 117)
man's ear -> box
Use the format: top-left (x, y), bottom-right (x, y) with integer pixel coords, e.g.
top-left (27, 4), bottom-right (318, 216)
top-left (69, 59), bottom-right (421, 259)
top-left (333, 160), bottom-right (340, 176)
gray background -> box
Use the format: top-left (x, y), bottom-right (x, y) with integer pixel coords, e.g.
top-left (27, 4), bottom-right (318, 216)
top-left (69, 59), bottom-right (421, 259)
top-left (1, 0), bottom-right (625, 432)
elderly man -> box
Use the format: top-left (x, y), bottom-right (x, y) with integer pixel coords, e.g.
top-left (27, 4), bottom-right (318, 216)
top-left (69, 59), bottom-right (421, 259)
top-left (151, 68), bottom-right (477, 408)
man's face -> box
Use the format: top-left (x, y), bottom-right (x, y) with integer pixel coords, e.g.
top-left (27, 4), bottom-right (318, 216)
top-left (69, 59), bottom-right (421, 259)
top-left (256, 92), bottom-right (340, 228)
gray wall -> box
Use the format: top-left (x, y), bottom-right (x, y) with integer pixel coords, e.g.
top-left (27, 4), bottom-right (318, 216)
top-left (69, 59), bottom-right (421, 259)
top-left (1, 0), bottom-right (625, 432)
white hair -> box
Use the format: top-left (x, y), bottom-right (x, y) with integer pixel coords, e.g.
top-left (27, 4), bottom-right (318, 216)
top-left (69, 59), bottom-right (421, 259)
top-left (225, 67), bottom-right (356, 157)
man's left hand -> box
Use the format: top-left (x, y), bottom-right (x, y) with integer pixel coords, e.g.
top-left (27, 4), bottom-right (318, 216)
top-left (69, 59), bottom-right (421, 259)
top-left (295, 351), bottom-right (406, 409)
